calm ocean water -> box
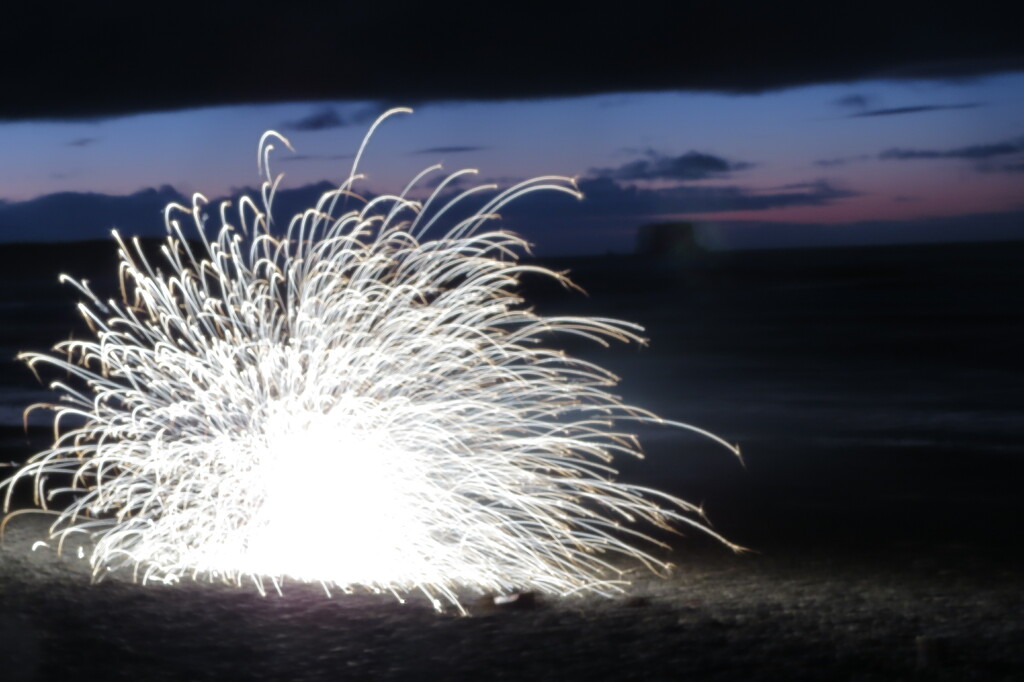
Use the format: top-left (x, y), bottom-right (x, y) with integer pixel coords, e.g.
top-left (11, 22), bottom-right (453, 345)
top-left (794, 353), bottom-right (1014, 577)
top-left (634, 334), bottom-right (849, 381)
top-left (2, 239), bottom-right (1022, 469)
top-left (1, 239), bottom-right (1021, 576)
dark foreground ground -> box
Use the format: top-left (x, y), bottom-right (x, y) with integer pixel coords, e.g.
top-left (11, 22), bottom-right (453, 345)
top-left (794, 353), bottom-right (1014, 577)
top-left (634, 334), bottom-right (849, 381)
top-left (1, 515), bottom-right (1021, 682)
top-left (1, 239), bottom-right (1022, 680)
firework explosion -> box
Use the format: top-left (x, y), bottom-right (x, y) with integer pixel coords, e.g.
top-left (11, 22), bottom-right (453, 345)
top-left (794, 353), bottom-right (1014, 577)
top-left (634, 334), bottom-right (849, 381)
top-left (2, 109), bottom-right (740, 611)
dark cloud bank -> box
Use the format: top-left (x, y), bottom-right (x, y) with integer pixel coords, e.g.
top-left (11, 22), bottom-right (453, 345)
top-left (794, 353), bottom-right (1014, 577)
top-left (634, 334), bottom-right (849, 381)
top-left (0, 187), bottom-right (186, 242)
top-left (2, 135), bottom-right (1018, 253)
top-left (5, 173), bottom-right (1019, 255)
top-left (0, 183), bottom-right (337, 243)
top-left (591, 151), bottom-right (753, 181)
top-left (4, 120), bottom-right (1022, 253)
top-left (4, 2), bottom-right (1022, 119)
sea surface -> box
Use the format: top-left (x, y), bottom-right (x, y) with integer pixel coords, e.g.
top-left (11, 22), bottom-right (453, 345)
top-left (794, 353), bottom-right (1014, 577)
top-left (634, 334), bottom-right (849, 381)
top-left (1, 238), bottom-right (1022, 549)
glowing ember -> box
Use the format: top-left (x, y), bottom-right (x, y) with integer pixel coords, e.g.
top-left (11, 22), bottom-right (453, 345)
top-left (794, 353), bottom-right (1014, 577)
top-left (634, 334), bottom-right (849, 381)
top-left (2, 109), bottom-right (741, 611)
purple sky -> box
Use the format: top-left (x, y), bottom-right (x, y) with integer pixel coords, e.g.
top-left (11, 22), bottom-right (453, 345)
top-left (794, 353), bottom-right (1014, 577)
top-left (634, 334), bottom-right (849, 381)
top-left (2, 72), bottom-right (1022, 254)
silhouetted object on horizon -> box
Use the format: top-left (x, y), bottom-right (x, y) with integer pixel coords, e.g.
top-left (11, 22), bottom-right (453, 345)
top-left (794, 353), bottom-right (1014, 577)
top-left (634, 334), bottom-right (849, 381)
top-left (636, 222), bottom-right (703, 259)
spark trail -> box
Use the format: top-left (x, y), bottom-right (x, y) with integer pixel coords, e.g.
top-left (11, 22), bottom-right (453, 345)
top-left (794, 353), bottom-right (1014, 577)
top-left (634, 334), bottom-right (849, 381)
top-left (2, 109), bottom-right (741, 612)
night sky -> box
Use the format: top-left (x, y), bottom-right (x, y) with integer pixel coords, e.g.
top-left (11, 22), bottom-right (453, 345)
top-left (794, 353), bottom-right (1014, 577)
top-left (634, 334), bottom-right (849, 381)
top-left (1, 3), bottom-right (1021, 255)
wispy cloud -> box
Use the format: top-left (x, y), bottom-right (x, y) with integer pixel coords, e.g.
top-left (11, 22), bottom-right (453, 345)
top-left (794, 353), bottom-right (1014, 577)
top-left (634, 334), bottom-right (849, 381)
top-left (879, 136), bottom-right (1024, 160)
top-left (411, 145), bottom-right (487, 155)
top-left (978, 161), bottom-right (1024, 173)
top-left (850, 103), bottom-right (980, 118)
top-left (278, 153), bottom-right (354, 163)
top-left (67, 137), bottom-right (99, 147)
top-left (833, 94), bottom-right (872, 110)
top-left (814, 155), bottom-right (870, 168)
top-left (591, 150), bottom-right (753, 181)
top-left (280, 107), bottom-right (347, 132)
top-left (278, 103), bottom-right (416, 132)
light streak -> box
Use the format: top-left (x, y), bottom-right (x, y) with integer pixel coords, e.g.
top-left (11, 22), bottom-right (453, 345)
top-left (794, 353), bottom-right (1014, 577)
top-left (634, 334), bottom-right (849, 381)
top-left (1, 109), bottom-right (741, 612)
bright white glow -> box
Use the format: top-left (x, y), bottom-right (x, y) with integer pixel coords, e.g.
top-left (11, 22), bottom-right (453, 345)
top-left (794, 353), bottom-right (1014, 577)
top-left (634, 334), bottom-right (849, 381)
top-left (2, 109), bottom-right (741, 612)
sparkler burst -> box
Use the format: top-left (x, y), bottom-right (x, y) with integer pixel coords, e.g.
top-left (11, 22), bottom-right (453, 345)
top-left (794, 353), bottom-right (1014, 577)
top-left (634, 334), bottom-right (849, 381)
top-left (2, 109), bottom-right (741, 611)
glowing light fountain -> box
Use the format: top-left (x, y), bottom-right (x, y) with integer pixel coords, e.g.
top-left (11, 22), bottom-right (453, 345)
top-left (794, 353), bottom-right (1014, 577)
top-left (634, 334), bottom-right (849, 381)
top-left (1, 109), bottom-right (741, 612)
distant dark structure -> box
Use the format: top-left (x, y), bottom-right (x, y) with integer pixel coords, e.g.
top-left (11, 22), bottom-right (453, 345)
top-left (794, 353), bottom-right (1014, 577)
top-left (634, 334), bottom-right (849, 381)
top-left (635, 222), bottom-right (702, 258)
